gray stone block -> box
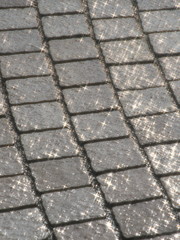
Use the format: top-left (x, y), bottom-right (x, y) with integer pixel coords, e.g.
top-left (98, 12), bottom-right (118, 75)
top-left (30, 157), bottom-right (89, 192)
top-left (49, 37), bottom-right (98, 61)
top-left (56, 60), bottom-right (106, 86)
top-left (113, 199), bottom-right (178, 237)
top-left (0, 175), bottom-right (35, 210)
top-left (110, 64), bottom-right (164, 90)
top-left (0, 87), bottom-right (5, 115)
top-left (137, 0), bottom-right (179, 10)
top-left (160, 56), bottom-right (180, 80)
top-left (85, 138), bottom-right (145, 172)
top-left (6, 76), bottom-right (57, 104)
top-left (0, 146), bottom-right (23, 176)
top-left (0, 0), bottom-right (33, 7)
top-left (88, 0), bottom-right (134, 18)
top-left (72, 111), bottom-right (128, 142)
top-left (170, 80), bottom-right (180, 104)
top-left (118, 87), bottom-right (176, 117)
top-left (131, 112), bottom-right (180, 144)
top-left (12, 102), bottom-right (65, 131)
top-left (93, 18), bottom-right (142, 40)
top-left (0, 118), bottom-right (14, 146)
top-left (63, 84), bottom-right (117, 114)
top-left (140, 10), bottom-right (180, 32)
top-left (42, 187), bottom-right (105, 224)
top-left (144, 233), bottom-right (180, 240)
top-left (0, 30), bottom-right (42, 53)
top-left (0, 8), bottom-right (37, 30)
top-left (37, 0), bottom-right (83, 14)
top-left (145, 143), bottom-right (180, 175)
top-left (0, 53), bottom-right (50, 78)
top-left (0, 208), bottom-right (50, 239)
top-left (21, 129), bottom-right (78, 160)
top-left (101, 39), bottom-right (154, 64)
top-left (54, 219), bottom-right (117, 240)
top-left (98, 168), bottom-right (161, 203)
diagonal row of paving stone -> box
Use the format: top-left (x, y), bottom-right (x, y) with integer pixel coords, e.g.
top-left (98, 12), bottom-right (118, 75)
top-left (0, 0), bottom-right (179, 239)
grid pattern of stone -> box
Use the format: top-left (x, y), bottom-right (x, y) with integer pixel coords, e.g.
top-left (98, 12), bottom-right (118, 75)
top-left (0, 0), bottom-right (179, 239)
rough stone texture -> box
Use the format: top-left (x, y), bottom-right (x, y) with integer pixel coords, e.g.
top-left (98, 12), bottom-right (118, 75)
top-left (6, 76), bottom-right (57, 104)
top-left (118, 87), bottom-right (176, 117)
top-left (54, 220), bottom-right (117, 240)
top-left (56, 60), bottom-right (106, 87)
top-left (150, 32), bottom-right (180, 54)
top-left (21, 129), bottom-right (78, 160)
top-left (63, 84), bottom-right (117, 114)
top-left (0, 8), bottom-right (37, 30)
top-left (0, 175), bottom-right (35, 210)
top-left (0, 0), bottom-right (33, 7)
top-left (88, 0), bottom-right (134, 18)
top-left (72, 111), bottom-right (128, 142)
top-left (113, 199), bottom-right (178, 238)
top-left (0, 30), bottom-right (42, 54)
top-left (37, 0), bottom-right (83, 14)
top-left (30, 157), bottom-right (89, 192)
top-left (0, 53), bottom-right (50, 78)
top-left (0, 86), bottom-right (5, 115)
top-left (12, 102), bottom-right (65, 131)
top-left (98, 168), bottom-right (161, 203)
top-left (42, 15), bottom-right (89, 38)
top-left (161, 175), bottom-right (180, 209)
top-left (131, 112), bottom-right (180, 145)
top-left (144, 233), bottom-right (180, 240)
top-left (0, 208), bottom-right (50, 239)
top-left (145, 143), bottom-right (180, 175)
top-left (49, 37), bottom-right (98, 61)
top-left (85, 138), bottom-right (145, 172)
top-left (170, 80), bottom-right (180, 104)
top-left (110, 64), bottom-right (164, 90)
top-left (42, 187), bottom-right (105, 224)
top-left (160, 56), bottom-right (180, 80)
top-left (93, 18), bottom-right (142, 40)
top-left (101, 39), bottom-right (154, 64)
top-left (140, 10), bottom-right (180, 32)
top-left (137, 0), bottom-right (180, 10)
top-left (0, 118), bottom-right (14, 146)
top-left (0, 146), bottom-right (23, 176)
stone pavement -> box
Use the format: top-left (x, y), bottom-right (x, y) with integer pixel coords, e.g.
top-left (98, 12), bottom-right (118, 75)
top-left (0, 0), bottom-right (179, 239)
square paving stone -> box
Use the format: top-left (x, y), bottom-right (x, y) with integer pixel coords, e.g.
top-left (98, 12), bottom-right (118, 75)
top-left (140, 10), bottom-right (180, 32)
top-left (149, 32), bottom-right (180, 55)
top-left (113, 199), bottom-right (178, 238)
top-left (110, 64), bottom-right (164, 90)
top-left (49, 37), bottom-right (98, 61)
top-left (42, 187), bottom-right (105, 224)
top-left (72, 111), bottom-right (128, 142)
top-left (101, 39), bottom-right (154, 64)
top-left (21, 129), bottom-right (78, 160)
top-left (137, 0), bottom-right (179, 10)
top-left (170, 80), bottom-right (180, 104)
top-left (0, 118), bottom-right (14, 146)
top-left (131, 112), bottom-right (180, 145)
top-left (12, 102), bottom-right (65, 131)
top-left (54, 219), bottom-right (117, 240)
top-left (161, 175), bottom-right (180, 209)
top-left (93, 18), bottom-right (142, 40)
top-left (0, 146), bottom-right (23, 176)
top-left (37, 0), bottom-right (83, 14)
top-left (145, 143), bottom-right (180, 175)
top-left (144, 233), bottom-right (180, 240)
top-left (0, 175), bottom-right (35, 210)
top-left (85, 138), bottom-right (145, 172)
top-left (0, 86), bottom-right (5, 115)
top-left (0, 29), bottom-right (42, 54)
top-left (0, 53), bottom-right (50, 78)
top-left (0, 208), bottom-right (50, 239)
top-left (160, 56), bottom-right (180, 80)
top-left (98, 168), bottom-right (161, 203)
top-left (88, 0), bottom-right (134, 18)
top-left (42, 15), bottom-right (89, 38)
top-left (0, 8), bottom-right (37, 30)
top-left (56, 60), bottom-right (106, 87)
top-left (30, 157), bottom-right (89, 192)
top-left (63, 84), bottom-right (117, 114)
top-left (6, 76), bottom-right (57, 104)
top-left (118, 87), bottom-right (176, 117)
